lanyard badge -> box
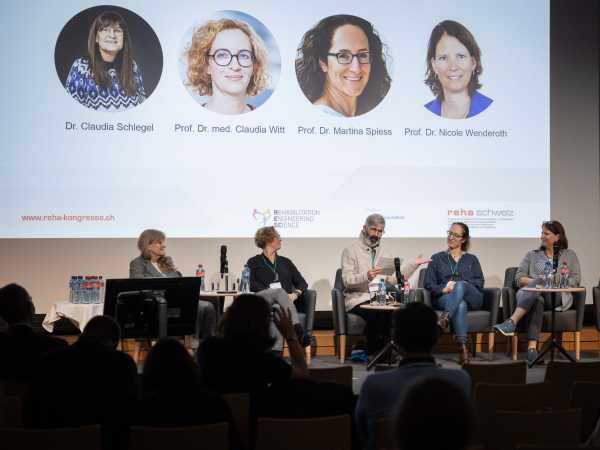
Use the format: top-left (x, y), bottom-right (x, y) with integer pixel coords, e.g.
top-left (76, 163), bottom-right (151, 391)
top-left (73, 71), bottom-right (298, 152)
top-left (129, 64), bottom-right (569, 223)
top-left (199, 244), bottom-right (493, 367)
top-left (447, 253), bottom-right (461, 281)
top-left (262, 254), bottom-right (279, 282)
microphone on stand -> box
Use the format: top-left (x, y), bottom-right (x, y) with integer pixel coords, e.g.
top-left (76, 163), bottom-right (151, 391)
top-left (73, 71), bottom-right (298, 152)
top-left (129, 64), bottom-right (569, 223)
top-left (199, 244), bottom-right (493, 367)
top-left (394, 257), bottom-right (404, 302)
top-left (220, 245), bottom-right (228, 274)
top-left (220, 245), bottom-right (229, 291)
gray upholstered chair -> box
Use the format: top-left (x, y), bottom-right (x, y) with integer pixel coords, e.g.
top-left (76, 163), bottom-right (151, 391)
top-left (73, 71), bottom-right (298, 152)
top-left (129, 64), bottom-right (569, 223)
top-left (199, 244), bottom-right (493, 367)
top-left (331, 269), bottom-right (366, 363)
top-left (255, 415), bottom-right (351, 450)
top-left (593, 283), bottom-right (600, 358)
top-left (129, 423), bottom-right (229, 450)
top-left (503, 267), bottom-right (586, 361)
top-left (416, 269), bottom-right (501, 359)
top-left (545, 361), bottom-right (600, 409)
top-left (296, 290), bottom-right (317, 364)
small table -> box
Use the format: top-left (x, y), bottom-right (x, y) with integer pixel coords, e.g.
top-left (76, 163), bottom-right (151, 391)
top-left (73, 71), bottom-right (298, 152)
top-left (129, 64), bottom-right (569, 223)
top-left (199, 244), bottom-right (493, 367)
top-left (360, 302), bottom-right (405, 370)
top-left (522, 287), bottom-right (585, 366)
top-left (42, 302), bottom-right (104, 333)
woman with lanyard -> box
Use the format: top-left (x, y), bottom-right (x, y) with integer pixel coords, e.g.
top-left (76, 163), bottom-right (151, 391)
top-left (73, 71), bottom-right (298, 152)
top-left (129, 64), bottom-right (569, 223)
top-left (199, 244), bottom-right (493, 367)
top-left (423, 222), bottom-right (484, 364)
top-left (494, 220), bottom-right (580, 365)
top-left (246, 226), bottom-right (310, 351)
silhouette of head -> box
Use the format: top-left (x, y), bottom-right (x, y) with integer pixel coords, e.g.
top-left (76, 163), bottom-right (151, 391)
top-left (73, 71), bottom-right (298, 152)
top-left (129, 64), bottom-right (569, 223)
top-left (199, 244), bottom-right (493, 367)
top-left (143, 338), bottom-right (201, 394)
top-left (0, 283), bottom-right (35, 325)
top-left (81, 315), bottom-right (121, 349)
top-left (393, 302), bottom-right (441, 354)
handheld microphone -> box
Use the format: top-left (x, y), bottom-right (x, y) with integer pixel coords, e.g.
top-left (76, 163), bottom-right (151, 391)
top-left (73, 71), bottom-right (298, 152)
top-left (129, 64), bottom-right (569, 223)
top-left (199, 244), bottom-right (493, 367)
top-left (394, 257), bottom-right (404, 287)
top-left (394, 257), bottom-right (405, 303)
top-left (552, 242), bottom-right (560, 271)
top-left (220, 245), bottom-right (228, 274)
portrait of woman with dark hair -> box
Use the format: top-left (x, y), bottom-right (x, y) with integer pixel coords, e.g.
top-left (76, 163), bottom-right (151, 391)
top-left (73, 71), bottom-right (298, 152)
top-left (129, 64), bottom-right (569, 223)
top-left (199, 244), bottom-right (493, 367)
top-left (65, 10), bottom-right (145, 111)
top-left (424, 20), bottom-right (492, 119)
top-left (295, 14), bottom-right (391, 117)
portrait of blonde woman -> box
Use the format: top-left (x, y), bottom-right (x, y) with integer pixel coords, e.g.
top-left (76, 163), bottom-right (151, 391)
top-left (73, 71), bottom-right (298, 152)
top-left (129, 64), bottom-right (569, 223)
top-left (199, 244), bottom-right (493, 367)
top-left (181, 12), bottom-right (279, 115)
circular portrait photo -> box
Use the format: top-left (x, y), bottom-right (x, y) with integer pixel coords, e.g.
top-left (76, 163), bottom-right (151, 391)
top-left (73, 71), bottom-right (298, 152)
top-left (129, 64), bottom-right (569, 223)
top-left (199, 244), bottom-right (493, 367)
top-left (295, 14), bottom-right (392, 118)
top-left (55, 6), bottom-right (162, 112)
top-left (180, 11), bottom-right (280, 115)
top-left (424, 20), bottom-right (493, 119)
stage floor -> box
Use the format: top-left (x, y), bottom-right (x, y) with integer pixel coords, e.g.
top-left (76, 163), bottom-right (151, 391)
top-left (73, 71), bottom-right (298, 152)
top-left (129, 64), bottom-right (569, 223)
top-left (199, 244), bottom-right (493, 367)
top-left (310, 352), bottom-right (600, 394)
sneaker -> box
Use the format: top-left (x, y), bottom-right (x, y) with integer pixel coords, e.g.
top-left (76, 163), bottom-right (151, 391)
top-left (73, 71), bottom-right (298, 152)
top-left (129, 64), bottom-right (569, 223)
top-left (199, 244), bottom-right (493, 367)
top-left (352, 340), bottom-right (368, 352)
top-left (437, 312), bottom-right (450, 330)
top-left (349, 349), bottom-right (369, 364)
top-left (494, 319), bottom-right (516, 336)
top-left (525, 348), bottom-right (539, 366)
top-left (293, 324), bottom-right (311, 348)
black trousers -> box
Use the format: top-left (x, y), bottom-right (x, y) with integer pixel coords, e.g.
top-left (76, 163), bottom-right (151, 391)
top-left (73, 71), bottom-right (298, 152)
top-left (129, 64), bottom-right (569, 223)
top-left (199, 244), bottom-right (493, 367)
top-left (294, 292), bottom-right (309, 315)
top-left (349, 301), bottom-right (390, 354)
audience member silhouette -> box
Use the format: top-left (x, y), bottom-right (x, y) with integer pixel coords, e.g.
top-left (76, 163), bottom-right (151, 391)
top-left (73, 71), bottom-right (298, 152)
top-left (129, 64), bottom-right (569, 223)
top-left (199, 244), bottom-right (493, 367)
top-left (0, 283), bottom-right (67, 382)
top-left (395, 377), bottom-right (474, 450)
top-left (197, 294), bottom-right (308, 394)
top-left (134, 338), bottom-right (234, 429)
top-left (28, 315), bottom-right (137, 450)
top-left (0, 316), bottom-right (8, 333)
top-left (356, 302), bottom-right (471, 450)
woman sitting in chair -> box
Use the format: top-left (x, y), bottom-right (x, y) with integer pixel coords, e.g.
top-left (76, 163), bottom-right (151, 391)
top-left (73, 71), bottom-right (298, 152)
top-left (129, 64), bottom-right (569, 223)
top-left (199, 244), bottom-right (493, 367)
top-left (129, 229), bottom-right (217, 340)
top-left (424, 222), bottom-right (484, 364)
top-left (246, 226), bottom-right (310, 349)
top-left (494, 220), bottom-right (581, 365)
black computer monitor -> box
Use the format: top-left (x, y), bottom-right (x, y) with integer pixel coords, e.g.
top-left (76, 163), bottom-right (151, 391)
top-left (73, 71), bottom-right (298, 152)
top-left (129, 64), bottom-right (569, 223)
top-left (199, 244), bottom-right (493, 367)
top-left (104, 277), bottom-right (201, 339)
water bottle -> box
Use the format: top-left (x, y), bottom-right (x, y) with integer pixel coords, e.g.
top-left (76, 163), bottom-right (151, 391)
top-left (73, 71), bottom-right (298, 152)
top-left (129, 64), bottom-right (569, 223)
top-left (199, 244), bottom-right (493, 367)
top-left (195, 264), bottom-right (206, 292)
top-left (87, 276), bottom-right (95, 304)
top-left (97, 276), bottom-right (104, 303)
top-left (403, 281), bottom-right (411, 303)
top-left (240, 265), bottom-right (251, 293)
top-left (73, 276), bottom-right (82, 303)
top-left (78, 276), bottom-right (85, 303)
top-left (89, 276), bottom-right (97, 304)
top-left (93, 276), bottom-right (100, 304)
top-left (378, 278), bottom-right (387, 305)
top-left (560, 262), bottom-right (570, 288)
top-left (543, 260), bottom-right (553, 288)
top-left (81, 276), bottom-right (92, 304)
top-left (69, 276), bottom-right (76, 303)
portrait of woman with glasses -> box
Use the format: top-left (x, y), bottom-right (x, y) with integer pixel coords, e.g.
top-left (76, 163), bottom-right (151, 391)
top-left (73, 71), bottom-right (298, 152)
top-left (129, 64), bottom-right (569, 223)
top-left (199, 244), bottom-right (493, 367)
top-left (423, 222), bottom-right (484, 364)
top-left (295, 14), bottom-right (391, 117)
top-left (184, 18), bottom-right (269, 115)
top-left (64, 10), bottom-right (146, 111)
top-left (424, 20), bottom-right (492, 119)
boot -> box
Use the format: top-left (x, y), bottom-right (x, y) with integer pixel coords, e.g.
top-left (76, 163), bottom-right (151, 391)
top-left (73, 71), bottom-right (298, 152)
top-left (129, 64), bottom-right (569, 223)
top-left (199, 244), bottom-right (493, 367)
top-left (458, 342), bottom-right (469, 365)
top-left (437, 312), bottom-right (450, 330)
top-left (294, 323), bottom-right (311, 348)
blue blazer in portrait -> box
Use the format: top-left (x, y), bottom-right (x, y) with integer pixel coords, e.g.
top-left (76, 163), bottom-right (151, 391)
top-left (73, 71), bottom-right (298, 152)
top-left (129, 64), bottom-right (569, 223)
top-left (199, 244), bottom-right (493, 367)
top-left (425, 90), bottom-right (493, 119)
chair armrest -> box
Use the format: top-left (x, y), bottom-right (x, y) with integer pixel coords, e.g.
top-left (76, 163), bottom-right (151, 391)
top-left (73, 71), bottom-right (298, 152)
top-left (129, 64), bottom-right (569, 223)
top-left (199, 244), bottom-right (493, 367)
top-left (482, 288), bottom-right (501, 327)
top-left (594, 287), bottom-right (600, 331)
top-left (574, 288), bottom-right (586, 331)
top-left (414, 288), bottom-right (433, 308)
top-left (301, 289), bottom-right (317, 335)
top-left (502, 287), bottom-right (516, 321)
top-left (331, 288), bottom-right (348, 335)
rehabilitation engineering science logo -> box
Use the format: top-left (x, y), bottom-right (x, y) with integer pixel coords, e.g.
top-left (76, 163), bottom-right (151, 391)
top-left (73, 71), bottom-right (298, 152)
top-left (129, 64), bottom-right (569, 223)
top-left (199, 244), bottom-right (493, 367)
top-left (252, 209), bottom-right (272, 227)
